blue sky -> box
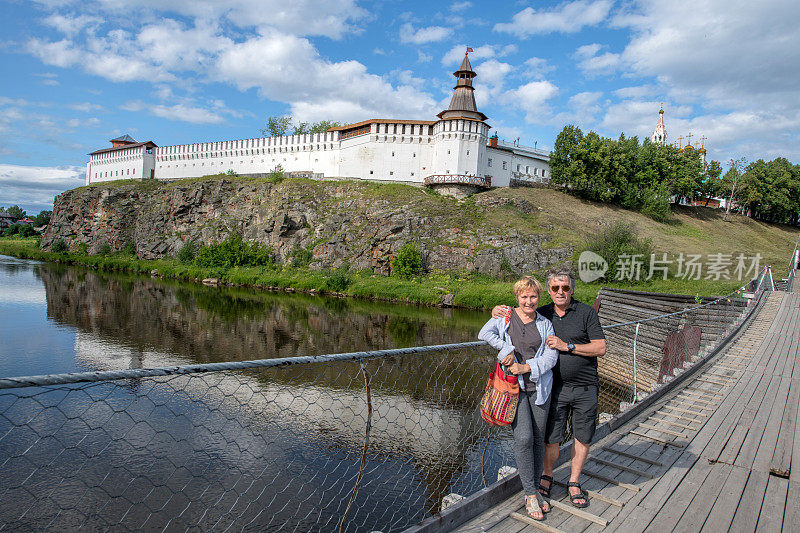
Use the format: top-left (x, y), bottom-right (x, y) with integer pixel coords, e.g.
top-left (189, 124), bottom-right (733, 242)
top-left (2, 0), bottom-right (799, 214)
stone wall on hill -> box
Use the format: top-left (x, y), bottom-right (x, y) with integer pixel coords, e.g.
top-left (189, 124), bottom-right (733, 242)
top-left (40, 178), bottom-right (572, 276)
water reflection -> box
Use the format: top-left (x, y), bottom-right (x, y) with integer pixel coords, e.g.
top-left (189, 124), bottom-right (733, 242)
top-left (38, 264), bottom-right (488, 365)
top-left (1, 261), bottom-right (513, 531)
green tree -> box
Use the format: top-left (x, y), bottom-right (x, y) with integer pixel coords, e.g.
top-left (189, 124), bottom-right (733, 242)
top-left (2, 205), bottom-right (25, 219)
top-left (33, 210), bottom-right (52, 226)
top-left (261, 115), bottom-right (292, 137)
top-left (723, 157), bottom-right (747, 220)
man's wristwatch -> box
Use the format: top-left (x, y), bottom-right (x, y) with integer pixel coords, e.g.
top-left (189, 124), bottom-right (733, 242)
top-left (567, 343), bottom-right (576, 353)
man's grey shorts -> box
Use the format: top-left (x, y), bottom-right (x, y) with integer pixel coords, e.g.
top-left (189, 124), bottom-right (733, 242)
top-left (545, 384), bottom-right (598, 445)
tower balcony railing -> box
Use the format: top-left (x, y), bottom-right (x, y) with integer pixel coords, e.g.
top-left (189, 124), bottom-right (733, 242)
top-left (424, 174), bottom-right (491, 188)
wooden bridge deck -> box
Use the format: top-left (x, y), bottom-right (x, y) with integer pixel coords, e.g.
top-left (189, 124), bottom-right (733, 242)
top-left (453, 291), bottom-right (800, 533)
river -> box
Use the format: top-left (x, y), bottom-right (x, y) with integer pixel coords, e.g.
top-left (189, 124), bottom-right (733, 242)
top-left (0, 256), bottom-right (518, 532)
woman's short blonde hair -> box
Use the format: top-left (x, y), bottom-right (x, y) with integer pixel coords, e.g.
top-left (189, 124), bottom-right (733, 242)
top-left (513, 276), bottom-right (543, 298)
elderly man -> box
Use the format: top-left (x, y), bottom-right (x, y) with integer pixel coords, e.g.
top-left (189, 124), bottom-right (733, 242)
top-left (493, 266), bottom-right (606, 508)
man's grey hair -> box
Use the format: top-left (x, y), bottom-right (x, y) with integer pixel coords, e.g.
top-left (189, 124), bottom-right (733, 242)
top-left (545, 265), bottom-right (576, 291)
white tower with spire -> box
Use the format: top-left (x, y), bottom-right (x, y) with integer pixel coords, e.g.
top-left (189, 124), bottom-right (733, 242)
top-left (651, 104), bottom-right (667, 145)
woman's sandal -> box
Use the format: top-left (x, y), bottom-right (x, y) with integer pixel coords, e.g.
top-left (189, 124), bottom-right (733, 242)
top-left (525, 494), bottom-right (545, 521)
top-left (568, 481), bottom-right (589, 508)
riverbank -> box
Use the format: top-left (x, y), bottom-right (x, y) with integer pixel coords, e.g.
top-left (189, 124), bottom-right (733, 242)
top-left (0, 237), bottom-right (745, 309)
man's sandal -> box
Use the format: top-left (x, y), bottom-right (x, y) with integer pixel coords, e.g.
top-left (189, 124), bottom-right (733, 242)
top-left (525, 494), bottom-right (545, 521)
top-left (568, 481), bottom-right (589, 508)
top-left (538, 474), bottom-right (553, 498)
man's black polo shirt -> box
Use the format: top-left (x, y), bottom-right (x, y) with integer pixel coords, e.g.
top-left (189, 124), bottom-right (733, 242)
top-left (538, 299), bottom-right (605, 387)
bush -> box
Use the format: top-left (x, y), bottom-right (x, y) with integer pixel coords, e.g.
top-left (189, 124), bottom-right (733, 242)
top-left (391, 242), bottom-right (423, 278)
top-left (323, 268), bottom-right (353, 292)
top-left (194, 234), bottom-right (276, 269)
top-left (288, 246), bottom-right (313, 268)
top-left (121, 241), bottom-right (137, 256)
top-left (177, 240), bottom-right (197, 263)
top-left (77, 242), bottom-right (88, 255)
top-left (640, 183), bottom-right (672, 222)
top-left (3, 224), bottom-right (35, 237)
top-left (583, 221), bottom-right (653, 282)
top-left (268, 164), bottom-right (285, 183)
top-left (51, 239), bottom-right (67, 253)
top-left (98, 243), bottom-right (112, 256)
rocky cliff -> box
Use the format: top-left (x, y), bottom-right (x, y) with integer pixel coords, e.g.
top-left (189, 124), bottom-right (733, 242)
top-left (41, 177), bottom-right (571, 276)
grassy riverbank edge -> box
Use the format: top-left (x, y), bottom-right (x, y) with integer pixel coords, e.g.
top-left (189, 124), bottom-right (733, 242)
top-left (0, 237), bottom-right (746, 309)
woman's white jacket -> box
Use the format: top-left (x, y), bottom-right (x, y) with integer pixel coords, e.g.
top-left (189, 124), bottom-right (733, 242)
top-left (478, 311), bottom-right (559, 405)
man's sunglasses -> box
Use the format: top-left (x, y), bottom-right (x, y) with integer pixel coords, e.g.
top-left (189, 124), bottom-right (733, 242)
top-left (550, 285), bottom-right (572, 293)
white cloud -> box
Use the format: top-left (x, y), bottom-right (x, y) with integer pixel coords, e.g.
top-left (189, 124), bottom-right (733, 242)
top-left (494, 0), bottom-right (613, 37)
top-left (121, 101), bottom-right (226, 124)
top-left (215, 32), bottom-right (438, 123)
top-left (502, 81), bottom-right (559, 122)
top-left (441, 43), bottom-right (517, 65)
top-left (43, 13), bottom-right (101, 35)
top-left (450, 1), bottom-right (472, 12)
top-left (523, 57), bottom-right (556, 79)
top-left (614, 85), bottom-right (654, 99)
top-left (399, 23), bottom-right (451, 45)
top-left (0, 164), bottom-right (85, 213)
top-left (574, 43), bottom-right (621, 75)
top-left (615, 0), bottom-right (800, 106)
top-left (417, 50), bottom-right (432, 63)
top-left (474, 59), bottom-right (514, 107)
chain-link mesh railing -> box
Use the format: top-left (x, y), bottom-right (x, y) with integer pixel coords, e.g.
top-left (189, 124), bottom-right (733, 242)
top-left (0, 343), bottom-right (520, 532)
top-left (0, 269), bottom-right (772, 531)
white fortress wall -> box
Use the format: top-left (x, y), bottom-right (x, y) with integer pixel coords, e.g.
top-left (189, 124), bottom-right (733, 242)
top-left (339, 122), bottom-right (436, 184)
top-left (86, 144), bottom-right (155, 185)
top-left (153, 132), bottom-right (340, 180)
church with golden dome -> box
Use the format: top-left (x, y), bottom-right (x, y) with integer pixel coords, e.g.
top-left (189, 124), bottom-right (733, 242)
top-left (650, 105), bottom-right (707, 170)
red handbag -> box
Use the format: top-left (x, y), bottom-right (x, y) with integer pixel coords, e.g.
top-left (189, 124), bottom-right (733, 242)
top-left (480, 361), bottom-right (520, 426)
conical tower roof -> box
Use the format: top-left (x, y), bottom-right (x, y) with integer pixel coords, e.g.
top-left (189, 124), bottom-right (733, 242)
top-left (437, 49), bottom-right (487, 121)
top-left (651, 104), bottom-right (667, 145)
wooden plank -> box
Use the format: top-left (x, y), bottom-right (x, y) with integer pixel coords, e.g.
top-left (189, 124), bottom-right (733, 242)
top-left (737, 373), bottom-right (790, 470)
top-left (771, 377), bottom-right (800, 476)
top-left (703, 371), bottom-right (770, 463)
top-left (456, 492), bottom-right (526, 533)
top-left (647, 416), bottom-right (698, 431)
top-left (675, 395), bottom-right (716, 406)
top-left (600, 446), bottom-right (663, 467)
top-left (637, 423), bottom-right (686, 438)
top-left (728, 470), bottom-right (769, 532)
top-left (685, 387), bottom-right (724, 396)
top-left (641, 459), bottom-right (714, 533)
top-left (754, 474), bottom-right (787, 533)
top-left (509, 512), bottom-right (567, 533)
top-left (695, 376), bottom-right (732, 386)
top-left (672, 462), bottom-right (733, 533)
top-left (630, 430), bottom-right (686, 447)
top-left (581, 467), bottom-right (641, 491)
top-left (655, 410), bottom-right (702, 424)
top-left (546, 498), bottom-right (609, 526)
top-left (549, 478), bottom-right (624, 508)
top-left (700, 465), bottom-right (750, 532)
top-left (663, 406), bottom-right (707, 417)
top-left (752, 374), bottom-right (792, 472)
top-left (589, 456), bottom-right (654, 479)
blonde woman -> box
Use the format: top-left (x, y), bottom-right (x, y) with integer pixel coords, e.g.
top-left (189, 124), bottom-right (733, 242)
top-left (478, 276), bottom-right (558, 521)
